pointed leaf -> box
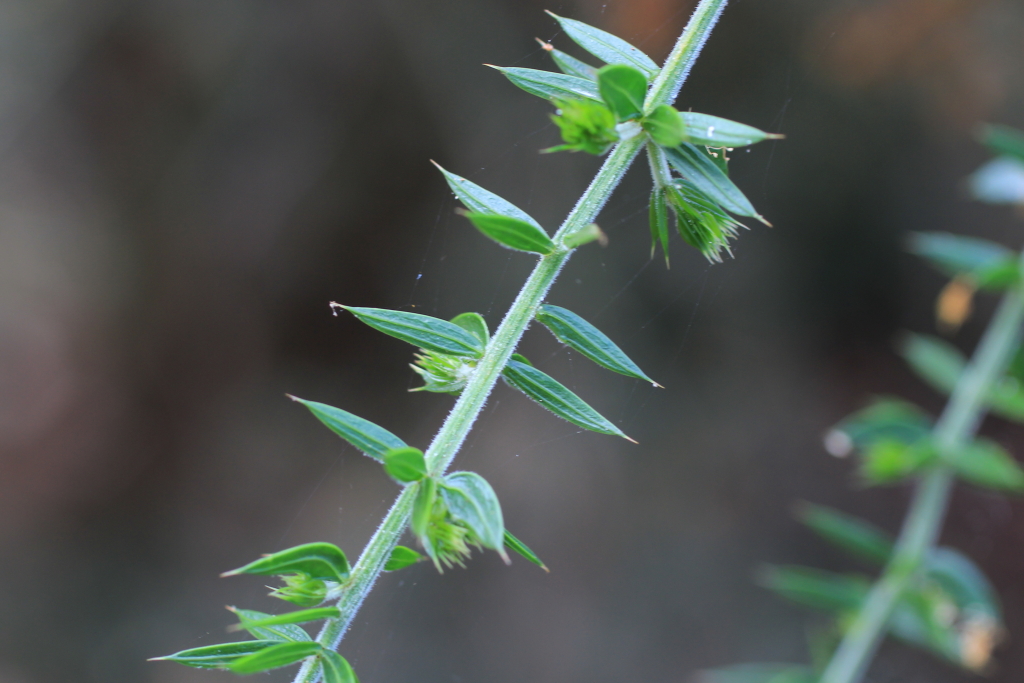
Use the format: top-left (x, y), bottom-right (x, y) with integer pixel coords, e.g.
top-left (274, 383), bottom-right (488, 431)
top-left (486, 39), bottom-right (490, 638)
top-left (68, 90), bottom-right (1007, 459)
top-left (321, 651), bottom-right (360, 683)
top-left (151, 641), bottom-right (281, 669)
top-left (461, 211), bottom-right (555, 254)
top-left (944, 438), bottom-right (1024, 492)
top-left (290, 397), bottom-right (405, 462)
top-left (682, 112), bottom-right (781, 148)
top-left (908, 232), bottom-right (1019, 289)
top-left (502, 359), bottom-right (631, 439)
top-left (538, 40), bottom-right (598, 80)
top-left (536, 304), bottom-right (657, 384)
top-left (596, 64), bottom-right (647, 121)
top-left (231, 609), bottom-right (314, 642)
top-left (666, 144), bottom-right (764, 221)
top-left (649, 187), bottom-right (669, 263)
top-left (490, 66), bottom-right (601, 103)
top-left (450, 312), bottom-right (489, 346)
top-left (758, 565), bottom-right (869, 612)
top-left (383, 447), bottom-right (428, 484)
top-left (545, 11), bottom-right (658, 78)
top-left (223, 543), bottom-right (350, 582)
top-left (900, 333), bottom-right (964, 395)
top-left (795, 503), bottom-right (893, 566)
top-left (385, 545), bottom-right (425, 571)
top-left (228, 641), bottom-right (323, 674)
top-left (433, 164), bottom-right (542, 229)
top-left (341, 306), bottom-right (484, 358)
top-left (643, 104), bottom-right (687, 147)
top-left (234, 607), bottom-right (339, 634)
top-left (411, 477), bottom-right (438, 540)
top-left (504, 529), bottom-right (548, 571)
top-left (440, 471), bottom-right (505, 551)
top-left (695, 663), bottom-right (817, 683)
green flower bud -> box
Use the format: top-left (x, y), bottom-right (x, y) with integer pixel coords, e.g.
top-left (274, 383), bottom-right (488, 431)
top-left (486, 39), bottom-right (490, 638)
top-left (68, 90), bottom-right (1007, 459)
top-left (544, 99), bottom-right (619, 155)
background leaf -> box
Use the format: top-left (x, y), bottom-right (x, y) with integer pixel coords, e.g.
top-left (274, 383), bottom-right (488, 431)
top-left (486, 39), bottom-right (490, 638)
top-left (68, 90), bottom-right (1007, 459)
top-left (943, 438), bottom-right (1024, 492)
top-left (795, 502), bottom-right (893, 566)
top-left (900, 333), bottom-right (964, 395)
top-left (342, 306), bottom-right (484, 358)
top-left (290, 397), bottom-right (406, 462)
top-left (908, 232), bottom-right (1019, 288)
top-left (545, 11), bottom-right (658, 78)
top-left (758, 565), bottom-right (869, 612)
top-left (694, 663), bottom-right (817, 683)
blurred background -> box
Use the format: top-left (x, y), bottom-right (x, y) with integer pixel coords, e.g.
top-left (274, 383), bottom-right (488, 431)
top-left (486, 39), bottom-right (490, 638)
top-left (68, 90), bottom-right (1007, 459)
top-left (2, 0), bottom-right (1024, 681)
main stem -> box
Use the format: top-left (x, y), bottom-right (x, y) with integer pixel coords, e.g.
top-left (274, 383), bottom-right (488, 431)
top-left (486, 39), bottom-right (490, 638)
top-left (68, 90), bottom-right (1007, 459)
top-left (293, 2), bottom-right (728, 680)
top-left (821, 251), bottom-right (1024, 683)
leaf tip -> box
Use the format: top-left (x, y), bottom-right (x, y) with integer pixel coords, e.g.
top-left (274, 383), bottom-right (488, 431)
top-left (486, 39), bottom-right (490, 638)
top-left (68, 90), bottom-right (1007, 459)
top-left (535, 38), bottom-right (553, 51)
top-left (756, 215), bottom-right (773, 227)
top-left (624, 434), bottom-right (639, 444)
top-left (328, 301), bottom-right (348, 316)
top-left (544, 9), bottom-right (560, 19)
top-left (146, 657), bottom-right (166, 662)
top-left (651, 380), bottom-right (665, 389)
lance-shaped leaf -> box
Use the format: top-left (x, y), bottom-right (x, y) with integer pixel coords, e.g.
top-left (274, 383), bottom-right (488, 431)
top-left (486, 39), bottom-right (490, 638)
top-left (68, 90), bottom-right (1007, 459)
top-left (649, 187), bottom-right (669, 263)
top-left (150, 641), bottom-right (281, 669)
top-left (228, 641), bottom-right (323, 674)
top-left (825, 397), bottom-right (932, 458)
top-left (504, 529), bottom-right (548, 571)
top-left (232, 607), bottom-right (339, 637)
top-left (908, 232), bottom-right (1019, 289)
top-left (536, 304), bottom-right (659, 385)
top-left (450, 312), bottom-right (489, 346)
top-left (682, 112), bottom-right (782, 148)
top-left (502, 359), bottom-right (633, 440)
top-left (666, 144), bottom-right (766, 222)
top-left (900, 333), bottom-right (964, 396)
top-left (537, 39), bottom-right (597, 80)
top-left (489, 66), bottom-right (602, 104)
top-left (794, 503), bottom-right (893, 567)
top-left (433, 163), bottom-right (542, 229)
top-left (695, 663), bottom-right (817, 683)
top-left (980, 122), bottom-right (1024, 163)
top-left (230, 608), bottom-right (315, 642)
top-left (643, 104), bottom-right (687, 147)
top-left (460, 211), bottom-right (555, 255)
top-left (596, 64), bottom-right (647, 121)
top-left (321, 651), bottom-right (360, 683)
top-left (223, 542), bottom-right (350, 582)
top-left (385, 545), bottom-right (425, 571)
top-left (383, 447), bottom-right (428, 484)
top-left (545, 11), bottom-right (658, 79)
top-left (340, 306), bottom-right (484, 358)
top-left (943, 438), bottom-right (1024, 492)
top-left (440, 471), bottom-right (505, 553)
top-left (289, 397), bottom-right (405, 462)
top-left (758, 565), bottom-right (869, 613)
top-left (861, 438), bottom-right (937, 485)
top-left (411, 477), bottom-right (438, 540)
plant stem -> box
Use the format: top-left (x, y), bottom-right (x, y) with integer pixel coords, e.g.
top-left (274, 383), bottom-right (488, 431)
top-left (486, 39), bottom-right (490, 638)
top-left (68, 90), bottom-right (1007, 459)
top-left (820, 253), bottom-right (1024, 683)
top-left (293, 2), bottom-right (728, 680)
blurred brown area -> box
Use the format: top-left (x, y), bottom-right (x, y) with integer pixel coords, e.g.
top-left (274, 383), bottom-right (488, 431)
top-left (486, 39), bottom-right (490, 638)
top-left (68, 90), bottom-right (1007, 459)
top-left (2, 0), bottom-right (1024, 682)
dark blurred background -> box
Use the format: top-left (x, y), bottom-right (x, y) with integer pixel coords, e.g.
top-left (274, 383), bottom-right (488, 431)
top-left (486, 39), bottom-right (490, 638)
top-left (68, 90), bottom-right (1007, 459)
top-left (3, 0), bottom-right (1024, 681)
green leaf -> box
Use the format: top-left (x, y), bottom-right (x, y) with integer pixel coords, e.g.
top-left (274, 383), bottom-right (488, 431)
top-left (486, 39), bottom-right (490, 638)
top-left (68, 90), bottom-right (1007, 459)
top-left (231, 608), bottom-right (315, 642)
top-left (504, 529), bottom-right (548, 571)
top-left (321, 651), bottom-right (360, 683)
top-left (489, 66), bottom-right (602, 103)
top-left (228, 640), bottom-right (323, 674)
top-left (650, 187), bottom-right (669, 264)
top-left (926, 546), bottom-right (1001, 621)
top-left (665, 144), bottom-right (765, 221)
top-left (340, 306), bottom-right (484, 358)
top-left (826, 397), bottom-right (933, 457)
top-left (290, 397), bottom-right (406, 462)
top-left (861, 438), bottom-right (937, 485)
top-left (384, 545), bottom-right (425, 571)
top-left (681, 112), bottom-right (782, 148)
top-left (538, 39), bottom-right (598, 80)
top-left (596, 64), bottom-right (647, 122)
top-left (536, 304), bottom-right (658, 385)
top-left (222, 543), bottom-right (351, 582)
top-left (150, 640), bottom-right (281, 669)
top-left (440, 471), bottom-right (505, 552)
top-left (979, 123), bottom-right (1024, 163)
top-left (433, 163), bottom-right (543, 230)
top-left (545, 11), bottom-right (659, 78)
top-left (502, 359), bottom-right (633, 440)
top-left (907, 232), bottom-right (1019, 289)
top-left (411, 477), bottom-right (438, 540)
top-left (562, 222), bottom-right (607, 249)
top-left (695, 663), bottom-right (817, 683)
top-left (450, 312), bottom-right (489, 347)
top-left (758, 565), bottom-right (869, 613)
top-left (794, 502), bottom-right (893, 566)
top-left (900, 333), bottom-right (964, 395)
top-left (234, 607), bottom-right (339, 633)
top-left (383, 447), bottom-right (428, 484)
top-left (943, 438), bottom-right (1024, 492)
top-left (460, 211), bottom-right (555, 255)
top-left (643, 104), bottom-right (687, 147)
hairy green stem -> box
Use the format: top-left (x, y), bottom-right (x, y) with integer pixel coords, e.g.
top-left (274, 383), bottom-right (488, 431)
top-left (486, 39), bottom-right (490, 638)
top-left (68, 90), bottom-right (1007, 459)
top-left (820, 252), bottom-right (1024, 683)
top-left (293, 2), bottom-right (728, 680)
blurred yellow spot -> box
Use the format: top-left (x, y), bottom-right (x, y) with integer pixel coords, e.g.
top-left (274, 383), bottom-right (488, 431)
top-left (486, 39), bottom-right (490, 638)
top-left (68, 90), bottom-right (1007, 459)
top-left (936, 274), bottom-right (975, 332)
top-left (959, 614), bottom-right (1002, 671)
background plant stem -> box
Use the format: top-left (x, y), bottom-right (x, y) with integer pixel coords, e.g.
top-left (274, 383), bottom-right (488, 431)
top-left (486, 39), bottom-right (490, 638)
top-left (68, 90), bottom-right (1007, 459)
top-left (820, 250), bottom-right (1024, 683)
top-left (292, 2), bottom-right (728, 680)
